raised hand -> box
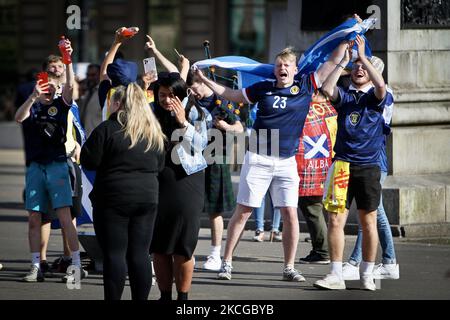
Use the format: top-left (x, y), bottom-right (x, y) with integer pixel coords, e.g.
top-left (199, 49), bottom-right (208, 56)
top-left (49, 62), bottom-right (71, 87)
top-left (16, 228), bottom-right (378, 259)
top-left (142, 72), bottom-right (158, 89)
top-left (192, 66), bottom-right (206, 81)
top-left (63, 38), bottom-right (73, 56)
top-left (353, 13), bottom-right (363, 24)
top-left (339, 42), bottom-right (352, 68)
top-left (145, 35), bottom-right (156, 51)
top-left (172, 96), bottom-right (187, 125)
top-left (34, 80), bottom-right (49, 97)
top-left (355, 35), bottom-right (366, 61)
top-left (114, 27), bottom-right (129, 44)
top-left (179, 55), bottom-right (190, 70)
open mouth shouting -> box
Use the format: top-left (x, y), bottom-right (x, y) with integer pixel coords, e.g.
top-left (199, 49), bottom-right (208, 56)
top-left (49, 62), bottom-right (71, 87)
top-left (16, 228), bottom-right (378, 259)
top-left (279, 70), bottom-right (288, 81)
top-left (356, 71), bottom-right (365, 79)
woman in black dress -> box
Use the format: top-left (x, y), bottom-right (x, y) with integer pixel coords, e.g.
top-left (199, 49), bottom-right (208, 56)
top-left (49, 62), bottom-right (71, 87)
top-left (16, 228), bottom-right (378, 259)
top-left (150, 72), bottom-right (208, 300)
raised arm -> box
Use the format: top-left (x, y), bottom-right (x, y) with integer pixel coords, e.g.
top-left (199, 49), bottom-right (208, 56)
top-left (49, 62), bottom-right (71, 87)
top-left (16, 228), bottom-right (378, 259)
top-left (316, 14), bottom-right (363, 83)
top-left (15, 83), bottom-right (44, 123)
top-left (145, 35), bottom-right (179, 73)
top-left (62, 39), bottom-right (74, 105)
top-left (194, 68), bottom-right (246, 103)
top-left (316, 41), bottom-right (350, 84)
top-left (178, 55), bottom-right (190, 82)
top-left (354, 35), bottom-right (386, 100)
top-left (100, 27), bottom-right (129, 82)
top-left (322, 44), bottom-right (351, 102)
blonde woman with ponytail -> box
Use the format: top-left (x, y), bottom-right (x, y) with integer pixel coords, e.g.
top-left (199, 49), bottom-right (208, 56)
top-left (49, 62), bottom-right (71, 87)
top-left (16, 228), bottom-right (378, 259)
top-left (81, 82), bottom-right (165, 301)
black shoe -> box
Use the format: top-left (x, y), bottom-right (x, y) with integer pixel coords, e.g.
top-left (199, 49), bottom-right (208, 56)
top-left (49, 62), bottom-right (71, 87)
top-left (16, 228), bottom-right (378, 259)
top-left (40, 260), bottom-right (50, 274)
top-left (51, 256), bottom-right (72, 273)
top-left (299, 252), bottom-right (330, 265)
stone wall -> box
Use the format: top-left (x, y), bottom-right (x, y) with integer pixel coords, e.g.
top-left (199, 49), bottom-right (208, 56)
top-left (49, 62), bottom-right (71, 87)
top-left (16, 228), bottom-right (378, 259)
top-left (387, 0), bottom-right (450, 176)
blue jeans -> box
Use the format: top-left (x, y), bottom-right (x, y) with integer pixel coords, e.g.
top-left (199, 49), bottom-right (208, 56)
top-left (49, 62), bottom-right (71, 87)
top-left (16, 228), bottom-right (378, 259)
top-left (253, 194), bottom-right (281, 232)
top-left (348, 171), bottom-right (397, 265)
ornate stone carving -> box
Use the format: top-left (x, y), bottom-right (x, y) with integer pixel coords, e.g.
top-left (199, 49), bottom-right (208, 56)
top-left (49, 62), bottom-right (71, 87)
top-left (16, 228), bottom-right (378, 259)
top-left (402, 0), bottom-right (450, 28)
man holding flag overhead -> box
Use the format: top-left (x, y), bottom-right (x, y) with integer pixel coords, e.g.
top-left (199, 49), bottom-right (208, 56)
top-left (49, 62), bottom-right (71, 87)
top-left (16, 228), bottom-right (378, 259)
top-left (194, 34), bottom-right (351, 281)
top-left (315, 34), bottom-right (393, 291)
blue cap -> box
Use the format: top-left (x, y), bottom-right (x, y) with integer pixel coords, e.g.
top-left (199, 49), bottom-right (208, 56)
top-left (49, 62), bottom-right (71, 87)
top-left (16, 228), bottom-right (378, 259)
top-left (107, 58), bottom-right (138, 87)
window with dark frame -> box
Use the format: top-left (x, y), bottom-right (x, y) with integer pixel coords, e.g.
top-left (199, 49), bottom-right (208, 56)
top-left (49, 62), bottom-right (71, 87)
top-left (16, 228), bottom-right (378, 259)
top-left (228, 0), bottom-right (266, 62)
top-left (401, 0), bottom-right (450, 29)
top-left (300, 0), bottom-right (374, 31)
top-left (147, 0), bottom-right (181, 68)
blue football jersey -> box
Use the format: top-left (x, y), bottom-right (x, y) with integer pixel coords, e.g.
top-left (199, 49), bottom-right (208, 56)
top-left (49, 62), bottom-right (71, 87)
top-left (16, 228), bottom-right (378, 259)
top-left (333, 85), bottom-right (394, 165)
top-left (243, 72), bottom-right (319, 157)
top-left (22, 97), bottom-right (71, 165)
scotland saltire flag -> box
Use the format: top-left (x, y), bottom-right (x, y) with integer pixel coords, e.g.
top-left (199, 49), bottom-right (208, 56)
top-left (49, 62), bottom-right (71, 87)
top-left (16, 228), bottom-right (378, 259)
top-left (303, 134), bottom-right (330, 159)
top-left (79, 169), bottom-right (95, 224)
top-left (51, 102), bottom-right (93, 229)
top-left (51, 168), bottom-right (94, 229)
top-left (70, 103), bottom-right (94, 225)
top-left (193, 56), bottom-right (271, 88)
top-left (193, 18), bottom-right (376, 85)
top-left (298, 17), bottom-right (376, 73)
top-left (69, 103), bottom-right (86, 145)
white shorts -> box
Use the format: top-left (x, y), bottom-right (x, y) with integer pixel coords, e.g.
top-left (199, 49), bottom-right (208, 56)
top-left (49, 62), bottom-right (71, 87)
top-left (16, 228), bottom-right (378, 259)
top-left (236, 151), bottom-right (300, 208)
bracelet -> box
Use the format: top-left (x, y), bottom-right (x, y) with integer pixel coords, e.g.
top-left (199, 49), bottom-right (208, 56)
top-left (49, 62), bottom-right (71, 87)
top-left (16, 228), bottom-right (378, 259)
top-left (336, 64), bottom-right (345, 70)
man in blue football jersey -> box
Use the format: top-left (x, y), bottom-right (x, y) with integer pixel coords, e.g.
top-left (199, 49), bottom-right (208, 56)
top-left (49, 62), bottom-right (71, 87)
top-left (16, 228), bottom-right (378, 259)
top-left (314, 35), bottom-right (394, 291)
top-left (15, 39), bottom-right (87, 284)
top-left (195, 43), bottom-right (349, 282)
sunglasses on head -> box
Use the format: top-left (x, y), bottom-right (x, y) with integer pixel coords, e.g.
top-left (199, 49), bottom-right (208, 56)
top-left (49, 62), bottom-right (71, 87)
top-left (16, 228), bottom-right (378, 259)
top-left (158, 72), bottom-right (181, 80)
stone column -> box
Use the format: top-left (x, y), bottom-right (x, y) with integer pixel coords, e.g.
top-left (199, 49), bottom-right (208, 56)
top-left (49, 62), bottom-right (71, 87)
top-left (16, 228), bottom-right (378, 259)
top-left (383, 0), bottom-right (450, 237)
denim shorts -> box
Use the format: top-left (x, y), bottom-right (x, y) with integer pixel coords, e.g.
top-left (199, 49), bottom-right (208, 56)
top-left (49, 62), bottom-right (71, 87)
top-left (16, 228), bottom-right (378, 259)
top-left (25, 161), bottom-right (73, 214)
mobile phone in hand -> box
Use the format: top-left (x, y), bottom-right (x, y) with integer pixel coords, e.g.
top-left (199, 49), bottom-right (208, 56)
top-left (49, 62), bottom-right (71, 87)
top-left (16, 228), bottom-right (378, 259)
top-left (36, 72), bottom-right (49, 93)
top-left (143, 57), bottom-right (158, 81)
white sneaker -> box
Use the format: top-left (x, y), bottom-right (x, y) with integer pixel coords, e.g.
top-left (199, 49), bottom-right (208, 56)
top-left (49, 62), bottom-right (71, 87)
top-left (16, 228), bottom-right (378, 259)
top-left (282, 267), bottom-right (306, 282)
top-left (203, 255), bottom-right (222, 271)
top-left (217, 261), bottom-right (233, 280)
top-left (360, 274), bottom-right (376, 291)
top-left (342, 262), bottom-right (360, 280)
top-left (373, 263), bottom-right (400, 280)
top-left (314, 274), bottom-right (346, 290)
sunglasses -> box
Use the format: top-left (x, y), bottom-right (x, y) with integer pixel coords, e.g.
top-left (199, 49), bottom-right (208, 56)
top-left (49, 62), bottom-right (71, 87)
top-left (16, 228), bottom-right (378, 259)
top-left (158, 72), bottom-right (181, 80)
top-left (352, 64), bottom-right (367, 70)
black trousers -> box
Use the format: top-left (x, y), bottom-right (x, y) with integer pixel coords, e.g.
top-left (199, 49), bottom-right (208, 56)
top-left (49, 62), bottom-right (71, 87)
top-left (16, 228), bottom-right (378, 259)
top-left (93, 203), bottom-right (157, 300)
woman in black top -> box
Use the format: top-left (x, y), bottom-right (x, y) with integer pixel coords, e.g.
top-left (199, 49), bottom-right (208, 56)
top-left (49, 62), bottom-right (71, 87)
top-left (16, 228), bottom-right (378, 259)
top-left (150, 72), bottom-right (208, 301)
top-left (81, 83), bottom-right (165, 300)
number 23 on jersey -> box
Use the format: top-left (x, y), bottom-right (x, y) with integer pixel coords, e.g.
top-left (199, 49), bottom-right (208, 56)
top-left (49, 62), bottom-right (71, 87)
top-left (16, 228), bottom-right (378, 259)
top-left (273, 96), bottom-right (287, 109)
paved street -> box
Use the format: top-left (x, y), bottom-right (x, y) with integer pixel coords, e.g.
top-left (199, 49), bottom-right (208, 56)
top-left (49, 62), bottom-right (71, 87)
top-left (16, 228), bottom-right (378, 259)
top-left (1, 149), bottom-right (450, 302)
